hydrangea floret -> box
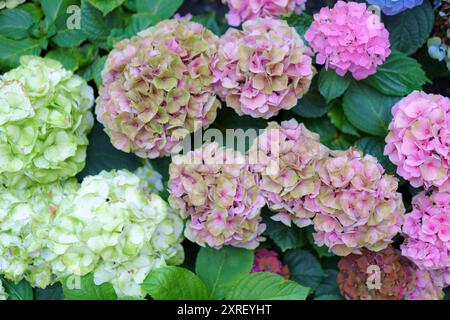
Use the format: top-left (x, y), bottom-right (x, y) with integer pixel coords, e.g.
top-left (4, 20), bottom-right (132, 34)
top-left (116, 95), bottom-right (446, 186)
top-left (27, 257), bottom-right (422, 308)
top-left (48, 170), bottom-right (184, 298)
top-left (367, 0), bottom-right (424, 15)
top-left (0, 56), bottom-right (94, 187)
top-left (96, 18), bottom-right (220, 159)
top-left (249, 119), bottom-right (329, 227)
top-left (0, 279), bottom-right (7, 300)
top-left (384, 91), bottom-right (449, 192)
top-left (252, 248), bottom-right (289, 279)
top-left (0, 179), bottom-right (79, 288)
top-left (401, 190), bottom-right (449, 270)
top-left (304, 1), bottom-right (391, 80)
top-left (134, 161), bottom-right (164, 195)
top-left (169, 143), bottom-right (266, 249)
top-left (406, 269), bottom-right (446, 300)
top-left (337, 245), bottom-right (415, 300)
top-left (223, 0), bottom-right (307, 26)
top-left (211, 17), bottom-right (315, 119)
top-left (312, 148), bottom-right (405, 256)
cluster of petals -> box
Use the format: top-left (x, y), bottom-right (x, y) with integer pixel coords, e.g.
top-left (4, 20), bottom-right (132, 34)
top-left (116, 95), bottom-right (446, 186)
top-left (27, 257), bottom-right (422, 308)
top-left (223, 0), bottom-right (307, 26)
top-left (312, 148), bottom-right (405, 256)
top-left (211, 17), bottom-right (315, 119)
top-left (406, 269), bottom-right (447, 300)
top-left (252, 248), bottom-right (289, 279)
top-left (96, 18), bottom-right (220, 158)
top-left (337, 245), bottom-right (415, 300)
top-left (401, 190), bottom-right (449, 271)
top-left (304, 1), bottom-right (391, 80)
top-left (367, 0), bottom-right (424, 15)
top-left (384, 91), bottom-right (450, 192)
top-left (48, 170), bottom-right (184, 298)
top-left (168, 142), bottom-right (266, 249)
top-left (0, 56), bottom-right (94, 187)
top-left (249, 119), bottom-right (329, 227)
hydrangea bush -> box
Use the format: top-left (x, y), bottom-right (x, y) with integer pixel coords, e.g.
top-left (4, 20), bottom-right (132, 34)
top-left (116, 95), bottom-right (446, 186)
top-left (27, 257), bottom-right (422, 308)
top-left (0, 56), bottom-right (94, 187)
top-left (0, 0), bottom-right (448, 301)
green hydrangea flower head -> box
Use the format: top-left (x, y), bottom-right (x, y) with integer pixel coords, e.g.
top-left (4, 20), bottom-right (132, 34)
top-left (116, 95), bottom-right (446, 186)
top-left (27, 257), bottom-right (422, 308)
top-left (134, 160), bottom-right (164, 195)
top-left (0, 179), bottom-right (79, 288)
top-left (0, 56), bottom-right (94, 187)
top-left (49, 169), bottom-right (184, 298)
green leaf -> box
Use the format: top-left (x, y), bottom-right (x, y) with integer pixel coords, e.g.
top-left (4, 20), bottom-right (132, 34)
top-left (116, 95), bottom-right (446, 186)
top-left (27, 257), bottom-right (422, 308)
top-left (292, 78), bottom-right (332, 118)
top-left (41, 0), bottom-right (79, 29)
top-left (46, 48), bottom-right (80, 71)
top-left (192, 12), bottom-right (224, 36)
top-left (0, 36), bottom-right (41, 70)
top-left (315, 294), bottom-right (343, 300)
top-left (142, 266), bottom-right (210, 300)
top-left (87, 0), bottom-right (125, 15)
top-left (263, 213), bottom-right (306, 252)
top-left (81, 0), bottom-right (123, 44)
top-left (327, 105), bottom-right (359, 137)
top-left (18, 3), bottom-right (44, 23)
top-left (136, 0), bottom-right (183, 19)
top-left (225, 272), bottom-right (310, 300)
top-left (92, 56), bottom-right (106, 87)
top-left (315, 269), bottom-right (340, 297)
top-left (318, 68), bottom-right (352, 103)
top-left (355, 136), bottom-right (397, 175)
top-left (384, 1), bottom-right (434, 55)
top-left (343, 82), bottom-right (399, 136)
top-left (363, 51), bottom-right (429, 96)
top-left (62, 273), bottom-right (117, 300)
top-left (125, 13), bottom-right (160, 35)
top-left (300, 116), bottom-right (336, 143)
top-left (284, 249), bottom-right (327, 291)
top-left (34, 283), bottom-right (63, 300)
top-left (78, 120), bottom-right (142, 179)
top-left (52, 28), bottom-right (87, 48)
top-left (0, 8), bottom-right (34, 40)
top-left (2, 278), bottom-right (33, 300)
top-left (305, 228), bottom-right (334, 258)
top-left (195, 246), bottom-right (253, 299)
top-left (285, 12), bottom-right (313, 40)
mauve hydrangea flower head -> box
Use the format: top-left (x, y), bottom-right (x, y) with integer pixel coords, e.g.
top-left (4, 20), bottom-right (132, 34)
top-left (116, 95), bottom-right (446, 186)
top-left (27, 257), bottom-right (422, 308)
top-left (304, 1), bottom-right (391, 80)
top-left (96, 18), bottom-right (221, 159)
top-left (385, 91), bottom-right (450, 192)
top-left (401, 190), bottom-right (449, 271)
top-left (337, 245), bottom-right (415, 300)
top-left (249, 119), bottom-right (329, 227)
top-left (168, 142), bottom-right (266, 249)
top-left (252, 248), bottom-right (289, 279)
top-left (223, 0), bottom-right (307, 26)
top-left (211, 17), bottom-right (315, 119)
top-left (406, 269), bottom-right (446, 300)
top-left (312, 148), bottom-right (405, 256)
top-left (367, 0), bottom-right (424, 15)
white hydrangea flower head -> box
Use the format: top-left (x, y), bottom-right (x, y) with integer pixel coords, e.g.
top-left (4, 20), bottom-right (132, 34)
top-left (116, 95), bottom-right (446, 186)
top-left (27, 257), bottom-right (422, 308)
top-left (0, 279), bottom-right (7, 300)
top-left (134, 161), bottom-right (164, 195)
top-left (0, 179), bottom-right (79, 288)
top-left (0, 56), bottom-right (94, 187)
top-left (49, 169), bottom-right (184, 298)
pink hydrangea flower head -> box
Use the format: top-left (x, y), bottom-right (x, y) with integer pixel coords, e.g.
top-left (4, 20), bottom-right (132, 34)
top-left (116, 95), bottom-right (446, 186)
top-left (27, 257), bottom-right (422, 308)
top-left (252, 248), bottom-right (290, 279)
top-left (384, 91), bottom-right (450, 192)
top-left (212, 17), bottom-right (315, 119)
top-left (337, 245), bottom-right (415, 300)
top-left (249, 119), bottom-right (329, 227)
top-left (168, 143), bottom-right (266, 249)
top-left (406, 269), bottom-right (446, 300)
top-left (223, 0), bottom-right (307, 26)
top-left (304, 1), bottom-right (391, 80)
top-left (96, 19), bottom-right (221, 159)
top-left (401, 190), bottom-right (450, 270)
top-left (312, 148), bottom-right (405, 256)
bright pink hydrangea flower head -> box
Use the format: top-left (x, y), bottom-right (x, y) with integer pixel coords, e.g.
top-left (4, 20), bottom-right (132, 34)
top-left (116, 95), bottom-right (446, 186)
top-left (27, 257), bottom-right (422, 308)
top-left (406, 269), bottom-right (446, 300)
top-left (168, 143), bottom-right (266, 249)
top-left (249, 119), bottom-right (329, 227)
top-left (304, 1), bottom-right (391, 80)
top-left (385, 91), bottom-right (450, 192)
top-left (252, 248), bottom-right (290, 279)
top-left (223, 0), bottom-right (307, 26)
top-left (211, 17), bottom-right (315, 119)
top-left (401, 190), bottom-right (450, 270)
top-left (312, 148), bottom-right (405, 256)
top-left (96, 19), bottom-right (221, 159)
